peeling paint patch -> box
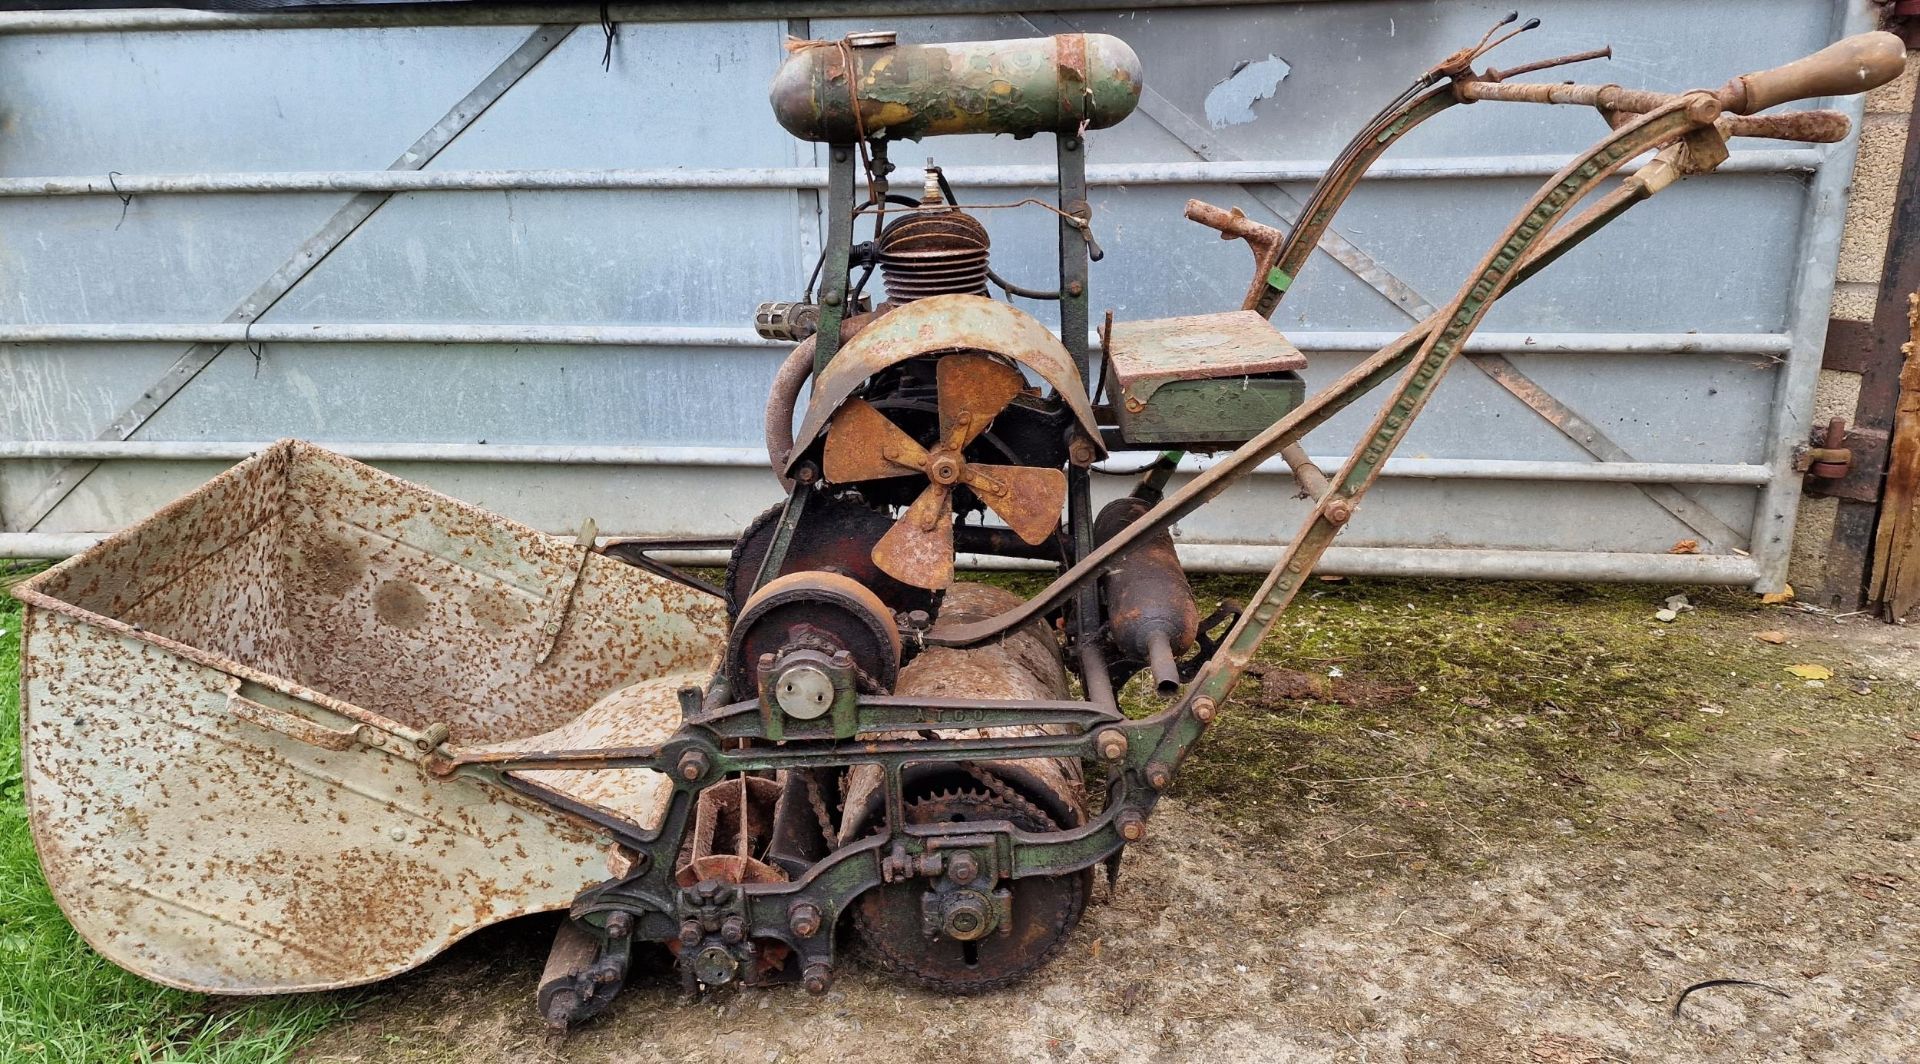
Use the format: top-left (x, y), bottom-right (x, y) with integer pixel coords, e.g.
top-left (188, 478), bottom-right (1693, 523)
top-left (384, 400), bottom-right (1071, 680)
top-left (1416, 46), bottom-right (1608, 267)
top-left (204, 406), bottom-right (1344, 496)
top-left (1204, 54), bottom-right (1291, 128)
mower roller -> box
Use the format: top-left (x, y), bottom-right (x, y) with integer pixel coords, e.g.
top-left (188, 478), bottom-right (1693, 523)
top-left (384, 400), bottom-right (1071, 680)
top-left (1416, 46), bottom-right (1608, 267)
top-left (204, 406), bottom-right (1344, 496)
top-left (11, 19), bottom-right (1903, 1032)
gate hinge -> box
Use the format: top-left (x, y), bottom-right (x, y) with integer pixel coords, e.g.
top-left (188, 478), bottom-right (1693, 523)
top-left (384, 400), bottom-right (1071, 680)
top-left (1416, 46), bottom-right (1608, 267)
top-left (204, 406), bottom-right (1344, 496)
top-left (1799, 417), bottom-right (1889, 502)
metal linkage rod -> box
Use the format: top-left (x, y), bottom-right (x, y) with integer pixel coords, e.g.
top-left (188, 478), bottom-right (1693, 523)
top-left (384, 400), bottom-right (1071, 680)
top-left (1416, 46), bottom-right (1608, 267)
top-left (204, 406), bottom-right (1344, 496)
top-left (1276, 443), bottom-right (1331, 500)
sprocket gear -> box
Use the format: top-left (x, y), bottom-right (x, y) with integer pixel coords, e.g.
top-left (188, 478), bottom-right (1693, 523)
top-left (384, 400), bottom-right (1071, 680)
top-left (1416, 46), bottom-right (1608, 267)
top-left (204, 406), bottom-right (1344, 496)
top-left (852, 785), bottom-right (1091, 992)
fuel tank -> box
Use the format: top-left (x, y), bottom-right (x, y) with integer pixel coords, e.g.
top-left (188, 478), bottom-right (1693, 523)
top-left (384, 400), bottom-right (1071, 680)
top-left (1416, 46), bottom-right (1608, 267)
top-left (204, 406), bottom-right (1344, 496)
top-left (771, 33), bottom-right (1142, 143)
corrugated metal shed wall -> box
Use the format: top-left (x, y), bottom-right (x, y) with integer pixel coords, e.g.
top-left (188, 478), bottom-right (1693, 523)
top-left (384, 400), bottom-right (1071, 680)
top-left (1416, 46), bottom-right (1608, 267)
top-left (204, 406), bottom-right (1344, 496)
top-left (0, 1), bottom-right (1878, 589)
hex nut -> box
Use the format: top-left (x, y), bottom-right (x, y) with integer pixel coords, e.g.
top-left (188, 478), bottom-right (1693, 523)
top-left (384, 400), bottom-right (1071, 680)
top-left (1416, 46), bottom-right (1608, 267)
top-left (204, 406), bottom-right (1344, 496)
top-left (789, 902), bottom-right (822, 938)
top-left (720, 914), bottom-right (747, 944)
top-left (1191, 697), bottom-right (1217, 724)
top-left (677, 750), bottom-right (710, 781)
top-left (1145, 762), bottom-right (1172, 790)
top-left (1095, 728), bottom-right (1129, 762)
top-left (803, 963), bottom-right (834, 995)
top-left (947, 851), bottom-right (980, 886)
top-left (1117, 811), bottom-right (1147, 842)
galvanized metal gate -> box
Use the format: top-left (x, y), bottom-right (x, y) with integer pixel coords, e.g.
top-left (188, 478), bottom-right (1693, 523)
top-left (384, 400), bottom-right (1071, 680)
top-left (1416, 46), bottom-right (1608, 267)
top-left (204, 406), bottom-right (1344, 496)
top-left (0, 0), bottom-right (1879, 589)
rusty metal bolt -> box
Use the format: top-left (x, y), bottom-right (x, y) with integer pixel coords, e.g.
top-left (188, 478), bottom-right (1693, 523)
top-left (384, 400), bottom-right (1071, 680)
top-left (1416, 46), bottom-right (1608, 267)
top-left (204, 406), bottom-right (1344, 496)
top-left (677, 750), bottom-right (710, 781)
top-left (1145, 762), bottom-right (1172, 790)
top-left (1095, 727), bottom-right (1129, 763)
top-left (1117, 810), bottom-right (1147, 842)
top-left (927, 451), bottom-right (963, 485)
top-left (947, 851), bottom-right (980, 886)
top-left (1191, 697), bottom-right (1217, 724)
top-left (604, 911), bottom-right (634, 939)
top-left (1066, 280), bottom-right (1084, 297)
top-left (793, 461), bottom-right (819, 485)
top-left (803, 963), bottom-right (834, 995)
top-left (719, 914), bottom-right (747, 944)
top-left (941, 893), bottom-right (992, 941)
top-left (1124, 395), bottom-right (1147, 413)
top-left (678, 919), bottom-right (704, 950)
top-left (1067, 435), bottom-right (1097, 468)
top-left (789, 902), bottom-right (822, 938)
top-left (1324, 499), bottom-right (1353, 524)
top-left (1683, 94), bottom-right (1721, 126)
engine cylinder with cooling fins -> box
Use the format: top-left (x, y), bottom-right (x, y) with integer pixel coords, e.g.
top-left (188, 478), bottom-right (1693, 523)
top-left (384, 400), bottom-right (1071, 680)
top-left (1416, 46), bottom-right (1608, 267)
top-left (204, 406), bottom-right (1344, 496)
top-left (877, 207), bottom-right (991, 304)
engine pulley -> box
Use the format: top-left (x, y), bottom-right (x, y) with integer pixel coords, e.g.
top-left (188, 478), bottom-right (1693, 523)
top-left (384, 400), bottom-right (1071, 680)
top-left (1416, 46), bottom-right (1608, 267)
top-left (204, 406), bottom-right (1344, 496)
top-left (728, 571), bottom-right (902, 700)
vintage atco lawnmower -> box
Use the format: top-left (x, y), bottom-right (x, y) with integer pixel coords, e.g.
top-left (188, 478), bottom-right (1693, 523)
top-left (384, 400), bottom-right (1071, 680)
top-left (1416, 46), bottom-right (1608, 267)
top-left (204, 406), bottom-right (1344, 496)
top-left (11, 20), bottom-right (1902, 1032)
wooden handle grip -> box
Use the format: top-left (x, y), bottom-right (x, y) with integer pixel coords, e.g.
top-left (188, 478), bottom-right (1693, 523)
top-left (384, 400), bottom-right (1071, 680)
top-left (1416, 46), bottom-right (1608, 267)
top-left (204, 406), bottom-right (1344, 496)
top-left (1722, 31), bottom-right (1906, 115)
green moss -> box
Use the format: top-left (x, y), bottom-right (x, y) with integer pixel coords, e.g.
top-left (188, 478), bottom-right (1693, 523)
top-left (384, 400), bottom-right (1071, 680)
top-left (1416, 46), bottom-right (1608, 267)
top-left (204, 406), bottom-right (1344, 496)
top-left (1160, 576), bottom-right (1838, 862)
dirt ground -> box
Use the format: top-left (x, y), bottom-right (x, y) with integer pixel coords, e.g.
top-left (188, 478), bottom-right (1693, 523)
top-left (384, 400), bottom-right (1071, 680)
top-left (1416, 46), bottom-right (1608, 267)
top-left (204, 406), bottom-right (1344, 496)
top-left (295, 595), bottom-right (1919, 1064)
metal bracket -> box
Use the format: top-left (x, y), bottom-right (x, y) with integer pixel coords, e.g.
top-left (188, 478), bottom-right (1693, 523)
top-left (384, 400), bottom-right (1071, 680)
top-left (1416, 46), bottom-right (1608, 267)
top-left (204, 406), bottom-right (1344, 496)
top-left (1801, 418), bottom-right (1888, 502)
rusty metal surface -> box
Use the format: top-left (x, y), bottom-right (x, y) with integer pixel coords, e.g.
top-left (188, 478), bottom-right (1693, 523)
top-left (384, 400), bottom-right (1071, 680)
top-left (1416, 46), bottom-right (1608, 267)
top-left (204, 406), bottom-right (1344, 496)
top-left (1455, 29), bottom-right (1899, 130)
top-left (1104, 310), bottom-right (1307, 408)
top-left (871, 482), bottom-right (959, 590)
top-left (825, 352), bottom-right (1067, 589)
top-left (769, 33), bottom-right (1141, 144)
top-left (786, 294), bottom-right (1103, 473)
top-left (876, 206), bottom-right (991, 303)
top-left (725, 494), bottom-right (939, 619)
top-left (677, 775), bottom-right (786, 887)
top-left (478, 675), bottom-right (696, 830)
top-left (851, 786), bottom-right (1089, 991)
top-left (936, 351), bottom-right (1025, 451)
top-left (1102, 310), bottom-right (1308, 448)
top-left (823, 398), bottom-right (926, 482)
top-left (12, 439), bottom-right (727, 993)
top-left (1094, 495), bottom-right (1199, 692)
top-left (838, 582), bottom-right (1083, 844)
top-left (729, 569), bottom-right (901, 692)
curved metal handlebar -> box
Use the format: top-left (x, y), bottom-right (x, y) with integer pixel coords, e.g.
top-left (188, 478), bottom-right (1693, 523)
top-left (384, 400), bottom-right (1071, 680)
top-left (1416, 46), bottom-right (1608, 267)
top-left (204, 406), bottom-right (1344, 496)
top-left (1458, 31), bottom-right (1905, 143)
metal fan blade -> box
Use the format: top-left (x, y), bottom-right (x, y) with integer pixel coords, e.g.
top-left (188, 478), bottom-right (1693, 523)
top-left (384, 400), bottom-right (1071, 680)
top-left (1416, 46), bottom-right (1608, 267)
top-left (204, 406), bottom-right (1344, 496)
top-left (871, 482), bottom-right (955, 590)
top-left (936, 353), bottom-right (1025, 451)
top-left (962, 463), bottom-right (1066, 546)
top-left (823, 399), bottom-right (929, 483)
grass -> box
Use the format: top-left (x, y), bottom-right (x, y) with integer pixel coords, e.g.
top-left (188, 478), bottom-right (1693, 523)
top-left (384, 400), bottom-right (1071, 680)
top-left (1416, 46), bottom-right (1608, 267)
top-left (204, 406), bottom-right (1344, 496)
top-left (0, 565), bottom-right (352, 1063)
